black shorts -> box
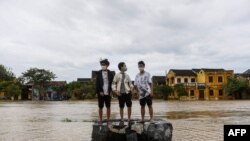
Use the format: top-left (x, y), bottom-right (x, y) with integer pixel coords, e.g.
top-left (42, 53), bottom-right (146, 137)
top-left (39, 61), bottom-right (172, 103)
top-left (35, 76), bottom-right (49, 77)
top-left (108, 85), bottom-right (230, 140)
top-left (118, 93), bottom-right (132, 108)
top-left (98, 95), bottom-right (111, 109)
top-left (140, 95), bottom-right (152, 107)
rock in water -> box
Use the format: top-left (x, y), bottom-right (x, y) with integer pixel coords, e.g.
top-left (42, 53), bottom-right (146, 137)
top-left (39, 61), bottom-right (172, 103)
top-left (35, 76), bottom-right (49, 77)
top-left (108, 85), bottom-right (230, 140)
top-left (91, 119), bottom-right (173, 141)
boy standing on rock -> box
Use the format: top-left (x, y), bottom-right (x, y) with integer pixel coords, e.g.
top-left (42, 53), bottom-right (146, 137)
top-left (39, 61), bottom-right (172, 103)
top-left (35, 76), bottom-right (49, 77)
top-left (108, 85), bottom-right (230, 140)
top-left (112, 62), bottom-right (134, 123)
top-left (134, 61), bottom-right (154, 123)
top-left (96, 59), bottom-right (114, 124)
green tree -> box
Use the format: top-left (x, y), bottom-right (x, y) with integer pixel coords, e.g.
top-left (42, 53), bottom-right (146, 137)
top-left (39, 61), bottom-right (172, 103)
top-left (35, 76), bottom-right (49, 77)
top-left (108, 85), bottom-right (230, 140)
top-left (65, 81), bottom-right (96, 100)
top-left (5, 84), bottom-right (21, 100)
top-left (65, 81), bottom-right (84, 100)
top-left (20, 68), bottom-right (56, 100)
top-left (224, 77), bottom-right (249, 99)
top-left (0, 64), bottom-right (15, 81)
top-left (82, 82), bottom-right (96, 99)
top-left (0, 81), bottom-right (13, 91)
top-left (0, 64), bottom-right (21, 100)
top-left (174, 83), bottom-right (188, 100)
top-left (0, 81), bottom-right (21, 100)
top-left (153, 85), bottom-right (173, 100)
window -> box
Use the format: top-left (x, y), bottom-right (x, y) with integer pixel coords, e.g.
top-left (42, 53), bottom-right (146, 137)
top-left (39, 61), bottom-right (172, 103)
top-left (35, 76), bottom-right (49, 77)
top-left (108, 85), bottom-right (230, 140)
top-left (190, 90), bottom-right (195, 96)
top-left (209, 76), bottom-right (213, 83)
top-left (171, 78), bottom-right (174, 84)
top-left (184, 78), bottom-right (188, 83)
top-left (219, 89), bottom-right (223, 96)
top-left (218, 76), bottom-right (223, 83)
top-left (209, 90), bottom-right (214, 96)
top-left (191, 78), bottom-right (196, 82)
top-left (177, 78), bottom-right (181, 83)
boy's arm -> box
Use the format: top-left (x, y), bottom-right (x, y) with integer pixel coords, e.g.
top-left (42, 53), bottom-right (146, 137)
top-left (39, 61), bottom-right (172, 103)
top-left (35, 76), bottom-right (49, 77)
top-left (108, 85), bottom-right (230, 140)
top-left (148, 74), bottom-right (154, 97)
top-left (128, 75), bottom-right (134, 91)
top-left (150, 82), bottom-right (153, 97)
top-left (112, 74), bottom-right (118, 95)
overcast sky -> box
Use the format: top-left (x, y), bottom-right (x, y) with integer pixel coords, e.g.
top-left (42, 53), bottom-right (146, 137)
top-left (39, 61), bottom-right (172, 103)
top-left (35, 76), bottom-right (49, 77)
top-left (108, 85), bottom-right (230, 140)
top-left (0, 0), bottom-right (250, 81)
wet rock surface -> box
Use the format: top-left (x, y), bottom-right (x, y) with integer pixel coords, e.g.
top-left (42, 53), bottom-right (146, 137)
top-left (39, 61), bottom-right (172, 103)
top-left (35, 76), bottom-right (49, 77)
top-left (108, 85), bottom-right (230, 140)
top-left (91, 119), bottom-right (173, 141)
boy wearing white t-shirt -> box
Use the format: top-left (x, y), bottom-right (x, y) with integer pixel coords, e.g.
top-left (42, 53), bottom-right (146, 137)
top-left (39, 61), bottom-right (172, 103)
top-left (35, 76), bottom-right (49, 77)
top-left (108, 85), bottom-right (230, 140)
top-left (134, 61), bottom-right (154, 122)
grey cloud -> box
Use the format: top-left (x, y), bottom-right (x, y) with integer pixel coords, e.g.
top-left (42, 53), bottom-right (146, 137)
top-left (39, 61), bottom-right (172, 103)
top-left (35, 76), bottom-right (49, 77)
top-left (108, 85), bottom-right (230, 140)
top-left (0, 0), bottom-right (250, 81)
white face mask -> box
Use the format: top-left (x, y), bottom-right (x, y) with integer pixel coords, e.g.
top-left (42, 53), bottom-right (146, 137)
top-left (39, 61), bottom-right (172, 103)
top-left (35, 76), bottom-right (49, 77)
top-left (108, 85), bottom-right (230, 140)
top-left (101, 66), bottom-right (107, 70)
top-left (139, 67), bottom-right (144, 72)
top-left (123, 66), bottom-right (127, 71)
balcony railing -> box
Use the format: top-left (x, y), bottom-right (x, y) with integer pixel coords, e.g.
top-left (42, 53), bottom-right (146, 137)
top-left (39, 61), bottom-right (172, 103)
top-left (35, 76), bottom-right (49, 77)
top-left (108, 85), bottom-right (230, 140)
top-left (168, 82), bottom-right (206, 88)
top-left (183, 82), bottom-right (206, 87)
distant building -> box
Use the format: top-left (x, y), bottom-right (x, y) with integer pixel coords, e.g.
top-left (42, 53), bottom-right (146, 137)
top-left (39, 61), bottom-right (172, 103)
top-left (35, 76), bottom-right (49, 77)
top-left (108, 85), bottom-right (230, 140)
top-left (92, 71), bottom-right (99, 81)
top-left (0, 91), bottom-right (5, 100)
top-left (152, 76), bottom-right (166, 85)
top-left (167, 69), bottom-right (197, 86)
top-left (77, 70), bottom-right (115, 84)
top-left (44, 81), bottom-right (67, 101)
top-left (21, 84), bottom-right (33, 100)
top-left (166, 68), bottom-right (234, 100)
top-left (243, 69), bottom-right (250, 74)
top-left (77, 78), bottom-right (92, 83)
top-left (235, 69), bottom-right (250, 82)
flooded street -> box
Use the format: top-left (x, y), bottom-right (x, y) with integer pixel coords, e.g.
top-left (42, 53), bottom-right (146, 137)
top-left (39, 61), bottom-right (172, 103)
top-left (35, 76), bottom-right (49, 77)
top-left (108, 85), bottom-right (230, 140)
top-left (0, 100), bottom-right (250, 141)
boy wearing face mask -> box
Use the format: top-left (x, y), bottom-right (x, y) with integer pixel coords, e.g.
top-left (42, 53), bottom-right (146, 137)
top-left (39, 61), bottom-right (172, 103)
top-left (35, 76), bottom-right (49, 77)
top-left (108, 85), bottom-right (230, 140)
top-left (134, 61), bottom-right (154, 123)
top-left (96, 59), bottom-right (114, 124)
top-left (112, 62), bottom-right (134, 123)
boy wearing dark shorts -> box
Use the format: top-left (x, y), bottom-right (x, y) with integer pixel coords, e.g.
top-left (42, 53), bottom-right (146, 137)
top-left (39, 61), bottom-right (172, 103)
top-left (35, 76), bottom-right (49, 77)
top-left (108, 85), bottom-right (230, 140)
top-left (96, 59), bottom-right (114, 124)
top-left (112, 62), bottom-right (134, 123)
top-left (134, 61), bottom-right (154, 122)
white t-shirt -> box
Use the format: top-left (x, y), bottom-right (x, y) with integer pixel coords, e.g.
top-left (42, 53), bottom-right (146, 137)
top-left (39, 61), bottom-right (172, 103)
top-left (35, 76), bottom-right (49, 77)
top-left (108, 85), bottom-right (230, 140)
top-left (102, 71), bottom-right (109, 95)
top-left (134, 71), bottom-right (152, 99)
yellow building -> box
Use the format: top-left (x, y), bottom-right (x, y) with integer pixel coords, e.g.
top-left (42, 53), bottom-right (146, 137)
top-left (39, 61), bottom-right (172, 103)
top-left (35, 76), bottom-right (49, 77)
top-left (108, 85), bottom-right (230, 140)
top-left (0, 91), bottom-right (5, 99)
top-left (167, 69), bottom-right (197, 100)
top-left (166, 68), bottom-right (234, 100)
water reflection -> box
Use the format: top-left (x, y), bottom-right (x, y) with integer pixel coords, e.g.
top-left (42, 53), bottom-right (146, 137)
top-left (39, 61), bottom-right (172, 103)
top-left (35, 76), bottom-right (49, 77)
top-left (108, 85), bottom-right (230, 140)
top-left (166, 110), bottom-right (250, 119)
top-left (0, 100), bottom-right (250, 141)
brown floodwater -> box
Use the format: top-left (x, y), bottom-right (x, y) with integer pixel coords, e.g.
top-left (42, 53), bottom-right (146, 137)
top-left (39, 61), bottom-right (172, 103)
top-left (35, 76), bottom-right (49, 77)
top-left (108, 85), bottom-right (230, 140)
top-left (0, 100), bottom-right (250, 141)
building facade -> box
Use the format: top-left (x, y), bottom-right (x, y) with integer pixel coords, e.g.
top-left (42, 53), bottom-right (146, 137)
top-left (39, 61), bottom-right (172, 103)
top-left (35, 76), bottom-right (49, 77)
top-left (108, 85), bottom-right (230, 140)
top-left (152, 76), bottom-right (166, 85)
top-left (166, 68), bottom-right (234, 100)
top-left (0, 91), bottom-right (5, 100)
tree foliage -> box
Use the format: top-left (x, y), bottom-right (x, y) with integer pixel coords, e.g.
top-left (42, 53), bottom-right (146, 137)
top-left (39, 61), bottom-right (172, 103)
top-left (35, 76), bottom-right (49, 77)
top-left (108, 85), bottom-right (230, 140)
top-left (6, 84), bottom-right (21, 99)
top-left (0, 64), bottom-right (21, 100)
top-left (174, 83), bottom-right (188, 99)
top-left (20, 68), bottom-right (56, 100)
top-left (153, 85), bottom-right (173, 100)
top-left (65, 81), bottom-right (96, 100)
top-left (224, 76), bottom-right (249, 99)
top-left (0, 64), bottom-right (15, 81)
top-left (21, 68), bottom-right (56, 85)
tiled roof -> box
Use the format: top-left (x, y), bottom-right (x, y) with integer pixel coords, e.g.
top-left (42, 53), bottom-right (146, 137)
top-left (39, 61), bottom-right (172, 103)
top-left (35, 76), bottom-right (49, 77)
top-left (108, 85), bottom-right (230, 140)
top-left (200, 68), bottom-right (225, 72)
top-left (235, 73), bottom-right (250, 78)
top-left (48, 81), bottom-right (67, 86)
top-left (152, 76), bottom-right (166, 83)
top-left (77, 78), bottom-right (92, 82)
top-left (243, 69), bottom-right (250, 74)
top-left (192, 69), bottom-right (202, 73)
top-left (170, 69), bottom-right (196, 76)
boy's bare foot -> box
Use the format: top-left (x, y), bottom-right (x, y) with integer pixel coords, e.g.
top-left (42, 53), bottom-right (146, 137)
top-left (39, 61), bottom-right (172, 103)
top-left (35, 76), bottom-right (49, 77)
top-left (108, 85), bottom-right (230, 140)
top-left (119, 120), bottom-right (124, 126)
top-left (150, 119), bottom-right (154, 123)
top-left (98, 120), bottom-right (102, 125)
top-left (138, 120), bottom-right (144, 123)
